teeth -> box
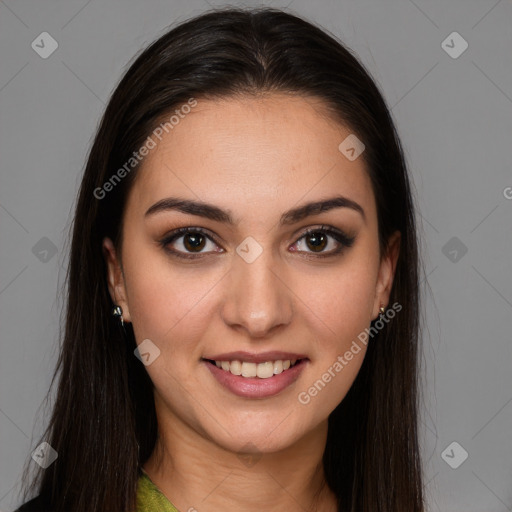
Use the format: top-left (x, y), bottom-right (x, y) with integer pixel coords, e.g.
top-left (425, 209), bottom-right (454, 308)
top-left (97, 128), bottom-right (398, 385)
top-left (241, 361), bottom-right (257, 378)
top-left (212, 359), bottom-right (300, 379)
top-left (230, 360), bottom-right (242, 375)
top-left (256, 361), bottom-right (274, 379)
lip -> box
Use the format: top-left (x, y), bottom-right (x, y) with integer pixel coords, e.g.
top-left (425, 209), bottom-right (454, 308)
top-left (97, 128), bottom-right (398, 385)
top-left (202, 351), bottom-right (309, 364)
top-left (203, 358), bottom-right (308, 399)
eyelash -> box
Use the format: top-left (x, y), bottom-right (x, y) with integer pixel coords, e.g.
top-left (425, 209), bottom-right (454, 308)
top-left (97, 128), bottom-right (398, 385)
top-left (159, 225), bottom-right (355, 260)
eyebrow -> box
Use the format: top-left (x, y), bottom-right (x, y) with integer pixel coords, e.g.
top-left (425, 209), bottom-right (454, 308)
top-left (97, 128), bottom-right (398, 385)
top-left (145, 195), bottom-right (365, 225)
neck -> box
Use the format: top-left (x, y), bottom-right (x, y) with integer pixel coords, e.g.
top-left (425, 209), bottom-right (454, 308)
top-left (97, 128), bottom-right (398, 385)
top-left (143, 398), bottom-right (337, 512)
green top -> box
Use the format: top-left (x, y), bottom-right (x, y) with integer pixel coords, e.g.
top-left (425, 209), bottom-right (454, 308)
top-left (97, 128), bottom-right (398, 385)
top-left (136, 470), bottom-right (179, 512)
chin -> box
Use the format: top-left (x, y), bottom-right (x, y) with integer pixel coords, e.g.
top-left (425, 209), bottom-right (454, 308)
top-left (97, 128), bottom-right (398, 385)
top-left (205, 419), bottom-right (306, 456)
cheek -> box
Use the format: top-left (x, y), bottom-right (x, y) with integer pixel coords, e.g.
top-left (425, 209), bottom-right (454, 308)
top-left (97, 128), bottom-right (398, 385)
top-left (294, 256), bottom-right (378, 348)
top-left (122, 243), bottom-right (218, 355)
top-left (293, 265), bottom-right (376, 415)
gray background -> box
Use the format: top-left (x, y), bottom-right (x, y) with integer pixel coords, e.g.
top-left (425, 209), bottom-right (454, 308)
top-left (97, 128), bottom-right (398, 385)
top-left (1, 1), bottom-right (511, 510)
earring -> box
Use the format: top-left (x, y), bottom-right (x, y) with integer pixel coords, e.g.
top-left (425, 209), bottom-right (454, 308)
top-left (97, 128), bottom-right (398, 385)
top-left (379, 304), bottom-right (385, 318)
top-left (112, 305), bottom-right (124, 327)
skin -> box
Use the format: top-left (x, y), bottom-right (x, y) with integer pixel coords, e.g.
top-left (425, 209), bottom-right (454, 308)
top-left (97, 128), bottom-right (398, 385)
top-left (103, 93), bottom-right (400, 512)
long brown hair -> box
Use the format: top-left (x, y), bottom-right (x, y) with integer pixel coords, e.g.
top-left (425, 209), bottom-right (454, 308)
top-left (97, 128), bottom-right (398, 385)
top-left (19, 7), bottom-right (424, 511)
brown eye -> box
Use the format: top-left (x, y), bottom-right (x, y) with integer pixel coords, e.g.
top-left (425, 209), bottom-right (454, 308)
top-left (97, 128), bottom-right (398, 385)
top-left (160, 227), bottom-right (222, 259)
top-left (304, 231), bottom-right (328, 252)
top-left (183, 233), bottom-right (206, 252)
top-left (292, 226), bottom-right (355, 257)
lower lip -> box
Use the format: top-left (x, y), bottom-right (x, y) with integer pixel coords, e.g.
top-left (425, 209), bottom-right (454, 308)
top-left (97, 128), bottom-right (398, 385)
top-left (203, 359), bottom-right (308, 399)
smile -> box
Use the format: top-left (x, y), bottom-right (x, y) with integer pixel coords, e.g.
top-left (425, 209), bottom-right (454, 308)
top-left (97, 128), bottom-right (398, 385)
top-left (202, 358), bottom-right (308, 399)
top-left (206, 359), bottom-right (302, 379)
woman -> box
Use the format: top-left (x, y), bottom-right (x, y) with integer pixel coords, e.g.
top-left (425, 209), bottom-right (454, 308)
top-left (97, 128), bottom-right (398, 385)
top-left (17, 7), bottom-right (424, 512)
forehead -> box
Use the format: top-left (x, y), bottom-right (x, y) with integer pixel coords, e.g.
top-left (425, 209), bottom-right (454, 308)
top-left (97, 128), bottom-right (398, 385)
top-left (125, 94), bottom-right (376, 225)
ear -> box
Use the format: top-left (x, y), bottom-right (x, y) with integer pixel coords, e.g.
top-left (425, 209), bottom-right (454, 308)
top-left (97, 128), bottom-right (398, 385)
top-left (102, 237), bottom-right (131, 323)
top-left (372, 230), bottom-right (401, 320)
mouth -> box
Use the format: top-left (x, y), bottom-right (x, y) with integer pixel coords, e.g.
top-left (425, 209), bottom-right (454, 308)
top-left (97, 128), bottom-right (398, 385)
top-left (201, 354), bottom-right (309, 399)
top-left (202, 357), bottom-right (306, 379)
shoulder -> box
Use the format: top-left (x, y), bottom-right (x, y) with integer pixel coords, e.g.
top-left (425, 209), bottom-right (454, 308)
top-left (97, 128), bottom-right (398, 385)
top-left (15, 494), bottom-right (53, 512)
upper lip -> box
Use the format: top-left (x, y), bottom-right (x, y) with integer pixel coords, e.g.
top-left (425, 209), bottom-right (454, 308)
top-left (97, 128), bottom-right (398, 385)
top-left (203, 351), bottom-right (309, 364)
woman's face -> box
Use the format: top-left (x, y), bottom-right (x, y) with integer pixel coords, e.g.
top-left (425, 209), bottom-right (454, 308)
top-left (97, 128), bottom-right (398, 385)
top-left (104, 93), bottom-right (398, 454)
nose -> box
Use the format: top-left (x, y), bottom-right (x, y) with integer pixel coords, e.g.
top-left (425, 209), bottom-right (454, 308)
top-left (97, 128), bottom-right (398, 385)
top-left (221, 248), bottom-right (293, 338)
